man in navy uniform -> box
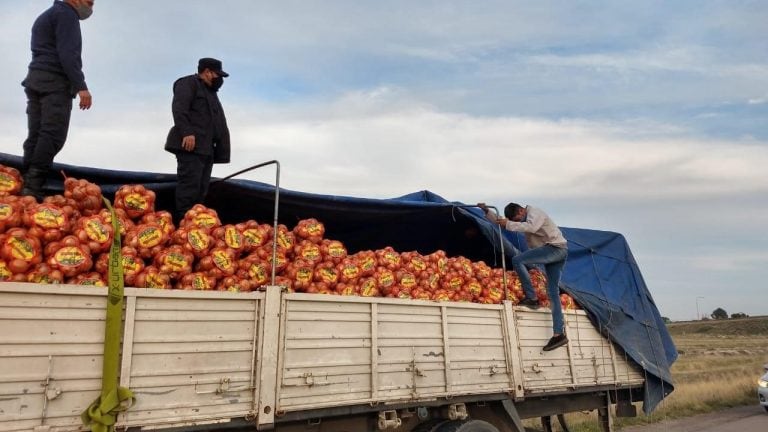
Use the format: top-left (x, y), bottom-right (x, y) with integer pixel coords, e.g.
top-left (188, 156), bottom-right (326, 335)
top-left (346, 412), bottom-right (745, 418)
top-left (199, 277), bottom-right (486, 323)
top-left (21, 0), bottom-right (95, 200)
top-left (165, 58), bottom-right (231, 223)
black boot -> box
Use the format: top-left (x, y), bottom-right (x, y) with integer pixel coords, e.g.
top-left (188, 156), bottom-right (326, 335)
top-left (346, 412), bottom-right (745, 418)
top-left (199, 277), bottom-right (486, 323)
top-left (21, 167), bottom-right (47, 202)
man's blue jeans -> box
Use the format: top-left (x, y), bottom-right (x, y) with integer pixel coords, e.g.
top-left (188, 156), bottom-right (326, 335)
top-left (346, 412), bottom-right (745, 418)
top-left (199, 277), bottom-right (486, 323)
top-left (510, 245), bottom-right (568, 334)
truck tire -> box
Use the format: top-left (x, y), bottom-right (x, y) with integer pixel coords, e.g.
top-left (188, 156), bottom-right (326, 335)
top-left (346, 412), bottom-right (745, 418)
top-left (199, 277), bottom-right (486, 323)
top-left (435, 419), bottom-right (500, 432)
top-left (412, 419), bottom-right (450, 432)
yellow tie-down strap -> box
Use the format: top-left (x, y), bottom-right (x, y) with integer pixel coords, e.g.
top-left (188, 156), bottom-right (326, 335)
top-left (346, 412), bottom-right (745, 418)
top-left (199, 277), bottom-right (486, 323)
top-left (82, 199), bottom-right (135, 432)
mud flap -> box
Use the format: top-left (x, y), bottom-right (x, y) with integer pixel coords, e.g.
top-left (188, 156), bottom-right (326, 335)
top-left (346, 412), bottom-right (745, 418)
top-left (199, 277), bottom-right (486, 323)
top-left (616, 400), bottom-right (637, 418)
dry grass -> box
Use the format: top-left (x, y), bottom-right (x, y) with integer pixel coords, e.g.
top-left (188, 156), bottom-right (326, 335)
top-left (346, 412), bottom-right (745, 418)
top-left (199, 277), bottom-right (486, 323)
top-left (524, 317), bottom-right (768, 431)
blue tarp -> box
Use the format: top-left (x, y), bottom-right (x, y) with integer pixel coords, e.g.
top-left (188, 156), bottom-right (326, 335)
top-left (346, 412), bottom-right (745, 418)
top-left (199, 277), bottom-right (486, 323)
top-left (0, 152), bottom-right (676, 412)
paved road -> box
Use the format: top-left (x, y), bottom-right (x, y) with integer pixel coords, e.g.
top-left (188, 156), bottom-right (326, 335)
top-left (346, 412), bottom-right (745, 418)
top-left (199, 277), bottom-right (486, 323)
top-left (619, 405), bottom-right (767, 432)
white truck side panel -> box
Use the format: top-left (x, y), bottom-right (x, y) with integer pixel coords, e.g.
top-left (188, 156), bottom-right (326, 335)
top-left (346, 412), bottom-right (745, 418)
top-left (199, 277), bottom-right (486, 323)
top-left (278, 295), bottom-right (517, 411)
top-left (0, 284), bottom-right (644, 431)
top-left (516, 309), bottom-right (644, 392)
top-left (0, 284), bottom-right (263, 432)
top-left (275, 293), bottom-right (643, 413)
top-left (119, 290), bottom-right (263, 429)
top-left (274, 294), bottom-right (643, 412)
top-left (0, 285), bottom-right (105, 432)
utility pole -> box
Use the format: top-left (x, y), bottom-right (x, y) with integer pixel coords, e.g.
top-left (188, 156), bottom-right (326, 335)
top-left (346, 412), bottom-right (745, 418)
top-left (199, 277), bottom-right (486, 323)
top-left (696, 296), bottom-right (704, 320)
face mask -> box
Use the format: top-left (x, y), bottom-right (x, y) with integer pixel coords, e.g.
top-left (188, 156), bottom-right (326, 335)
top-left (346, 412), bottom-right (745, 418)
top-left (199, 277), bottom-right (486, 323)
top-left (75, 4), bottom-right (93, 20)
top-left (211, 76), bottom-right (224, 91)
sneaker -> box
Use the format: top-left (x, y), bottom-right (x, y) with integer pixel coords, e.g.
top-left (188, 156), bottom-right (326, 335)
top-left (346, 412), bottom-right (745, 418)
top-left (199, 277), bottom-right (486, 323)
top-left (542, 334), bottom-right (568, 351)
top-left (518, 298), bottom-right (540, 309)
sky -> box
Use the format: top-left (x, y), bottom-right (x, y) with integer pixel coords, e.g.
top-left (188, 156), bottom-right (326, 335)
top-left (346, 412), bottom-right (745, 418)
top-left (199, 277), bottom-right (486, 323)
top-left (1, 1), bottom-right (766, 321)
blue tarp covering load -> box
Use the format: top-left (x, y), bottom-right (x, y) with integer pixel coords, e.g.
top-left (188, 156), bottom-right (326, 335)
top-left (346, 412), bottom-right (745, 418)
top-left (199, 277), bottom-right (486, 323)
top-left (0, 152), bottom-right (676, 413)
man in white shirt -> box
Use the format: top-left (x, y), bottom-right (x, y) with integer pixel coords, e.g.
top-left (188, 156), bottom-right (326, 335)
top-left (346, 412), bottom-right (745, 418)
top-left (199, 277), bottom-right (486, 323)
top-left (478, 202), bottom-right (569, 351)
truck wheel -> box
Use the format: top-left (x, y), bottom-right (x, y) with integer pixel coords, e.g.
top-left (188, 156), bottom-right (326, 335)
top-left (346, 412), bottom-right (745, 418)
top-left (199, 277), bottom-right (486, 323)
top-left (764, 406), bottom-right (768, 413)
top-left (435, 419), bottom-right (500, 432)
top-left (412, 419), bottom-right (450, 432)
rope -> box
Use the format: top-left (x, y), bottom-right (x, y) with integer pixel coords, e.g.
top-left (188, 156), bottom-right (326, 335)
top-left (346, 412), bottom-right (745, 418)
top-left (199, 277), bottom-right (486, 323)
top-left (81, 199), bottom-right (135, 432)
top-left (625, 345), bottom-right (633, 404)
top-left (643, 320), bottom-right (670, 428)
top-left (81, 387), bottom-right (135, 432)
top-left (568, 239), bottom-right (634, 266)
top-left (573, 306), bottom-right (584, 359)
top-left (586, 246), bottom-right (616, 328)
top-left (608, 324), bottom-right (618, 423)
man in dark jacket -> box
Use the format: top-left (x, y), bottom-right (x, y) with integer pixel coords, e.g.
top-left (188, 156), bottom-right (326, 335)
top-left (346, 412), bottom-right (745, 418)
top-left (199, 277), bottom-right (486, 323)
top-left (21, 0), bottom-right (95, 201)
top-left (165, 58), bottom-right (231, 222)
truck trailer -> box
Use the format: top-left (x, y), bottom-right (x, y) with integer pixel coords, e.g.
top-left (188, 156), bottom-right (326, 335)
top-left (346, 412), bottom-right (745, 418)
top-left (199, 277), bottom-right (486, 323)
top-left (0, 153), bottom-right (676, 432)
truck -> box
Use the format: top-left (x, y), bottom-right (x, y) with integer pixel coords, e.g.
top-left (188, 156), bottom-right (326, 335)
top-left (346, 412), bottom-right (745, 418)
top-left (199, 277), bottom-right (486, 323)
top-left (0, 152), bottom-right (677, 432)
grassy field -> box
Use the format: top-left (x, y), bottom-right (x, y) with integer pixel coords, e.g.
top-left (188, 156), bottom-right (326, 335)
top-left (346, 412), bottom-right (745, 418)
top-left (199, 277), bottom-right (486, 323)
top-left (524, 316), bottom-right (768, 431)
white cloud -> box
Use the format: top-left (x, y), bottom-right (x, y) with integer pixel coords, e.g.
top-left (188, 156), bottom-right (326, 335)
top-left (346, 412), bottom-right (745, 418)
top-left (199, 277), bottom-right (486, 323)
top-left (224, 95), bottom-right (768, 202)
top-left (748, 94), bottom-right (768, 105)
top-left (686, 251), bottom-right (768, 273)
top-left (645, 247), bottom-right (768, 273)
top-left (5, 88), bottom-right (764, 205)
top-left (526, 45), bottom-right (768, 81)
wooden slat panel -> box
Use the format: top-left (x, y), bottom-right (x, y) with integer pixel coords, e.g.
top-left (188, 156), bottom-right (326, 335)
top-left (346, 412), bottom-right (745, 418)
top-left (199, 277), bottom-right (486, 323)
top-left (515, 307), bottom-right (645, 393)
top-left (279, 298), bottom-right (373, 409)
top-left (121, 294), bottom-right (260, 428)
top-left (446, 305), bottom-right (512, 392)
top-left (0, 286), bottom-right (107, 432)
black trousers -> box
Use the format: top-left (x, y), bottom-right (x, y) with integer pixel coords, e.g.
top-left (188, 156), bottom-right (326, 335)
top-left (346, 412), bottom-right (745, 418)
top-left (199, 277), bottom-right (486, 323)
top-left (22, 70), bottom-right (74, 173)
top-left (175, 152), bottom-right (214, 222)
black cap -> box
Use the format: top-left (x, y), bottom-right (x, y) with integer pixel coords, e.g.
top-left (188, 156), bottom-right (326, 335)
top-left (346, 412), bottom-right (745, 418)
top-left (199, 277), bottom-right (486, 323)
top-left (198, 57), bottom-right (229, 77)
